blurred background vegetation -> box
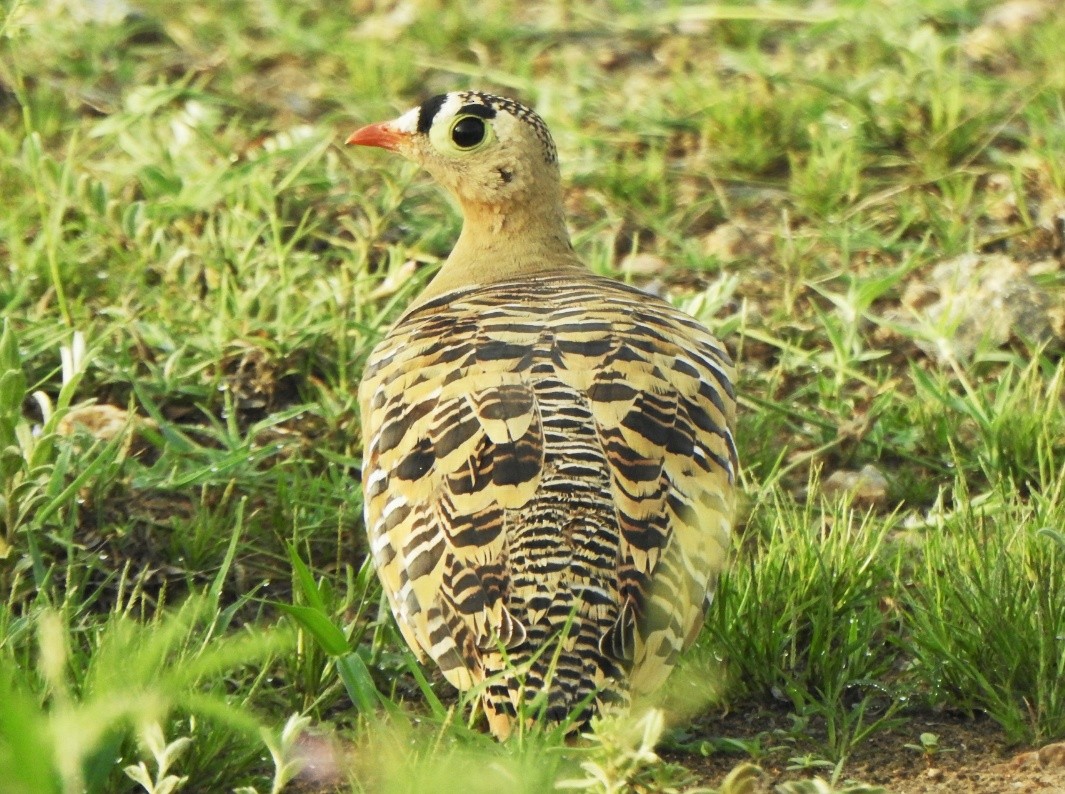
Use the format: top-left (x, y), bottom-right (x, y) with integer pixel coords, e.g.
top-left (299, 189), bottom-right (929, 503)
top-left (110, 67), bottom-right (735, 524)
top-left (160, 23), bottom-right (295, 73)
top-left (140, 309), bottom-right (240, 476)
top-left (1, 0), bottom-right (1063, 792)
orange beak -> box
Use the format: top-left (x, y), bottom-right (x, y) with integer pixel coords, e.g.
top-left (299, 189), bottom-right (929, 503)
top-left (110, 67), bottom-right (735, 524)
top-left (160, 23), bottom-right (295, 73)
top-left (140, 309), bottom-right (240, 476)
top-left (346, 122), bottom-right (408, 151)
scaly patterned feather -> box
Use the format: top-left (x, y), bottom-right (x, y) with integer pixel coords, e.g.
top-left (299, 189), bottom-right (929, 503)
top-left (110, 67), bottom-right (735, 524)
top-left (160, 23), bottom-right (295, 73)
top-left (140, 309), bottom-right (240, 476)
top-left (360, 273), bottom-right (736, 737)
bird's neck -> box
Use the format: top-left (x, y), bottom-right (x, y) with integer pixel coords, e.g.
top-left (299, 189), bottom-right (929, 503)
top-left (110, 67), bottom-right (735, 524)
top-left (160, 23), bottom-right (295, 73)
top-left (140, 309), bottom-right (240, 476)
top-left (411, 197), bottom-right (585, 307)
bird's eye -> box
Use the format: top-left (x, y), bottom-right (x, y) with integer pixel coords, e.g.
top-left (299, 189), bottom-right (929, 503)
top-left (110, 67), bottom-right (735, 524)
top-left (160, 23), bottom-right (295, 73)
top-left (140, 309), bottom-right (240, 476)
top-left (428, 110), bottom-right (495, 155)
top-left (450, 116), bottom-right (486, 149)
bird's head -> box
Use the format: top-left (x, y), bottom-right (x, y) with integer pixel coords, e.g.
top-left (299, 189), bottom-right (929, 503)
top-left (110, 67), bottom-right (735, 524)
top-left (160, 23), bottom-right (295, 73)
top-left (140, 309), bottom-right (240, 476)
top-left (347, 91), bottom-right (561, 212)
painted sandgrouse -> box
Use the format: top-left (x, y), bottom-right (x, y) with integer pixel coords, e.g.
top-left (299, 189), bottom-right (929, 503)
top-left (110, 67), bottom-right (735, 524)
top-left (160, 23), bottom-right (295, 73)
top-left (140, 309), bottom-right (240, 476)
top-left (348, 92), bottom-right (737, 739)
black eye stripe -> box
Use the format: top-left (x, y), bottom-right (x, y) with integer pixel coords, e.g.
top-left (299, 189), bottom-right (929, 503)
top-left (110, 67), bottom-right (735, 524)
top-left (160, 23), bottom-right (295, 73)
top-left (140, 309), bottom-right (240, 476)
top-left (416, 97), bottom-right (495, 135)
top-left (417, 94), bottom-right (448, 134)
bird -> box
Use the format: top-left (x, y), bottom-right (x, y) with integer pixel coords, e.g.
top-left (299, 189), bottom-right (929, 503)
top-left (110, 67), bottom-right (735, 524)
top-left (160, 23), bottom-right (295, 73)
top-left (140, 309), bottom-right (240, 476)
top-left (347, 91), bottom-right (737, 739)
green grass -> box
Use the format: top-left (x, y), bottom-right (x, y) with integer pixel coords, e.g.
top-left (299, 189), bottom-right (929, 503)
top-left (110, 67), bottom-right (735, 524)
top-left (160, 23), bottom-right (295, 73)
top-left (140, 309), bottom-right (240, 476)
top-left (2, 0), bottom-right (1065, 791)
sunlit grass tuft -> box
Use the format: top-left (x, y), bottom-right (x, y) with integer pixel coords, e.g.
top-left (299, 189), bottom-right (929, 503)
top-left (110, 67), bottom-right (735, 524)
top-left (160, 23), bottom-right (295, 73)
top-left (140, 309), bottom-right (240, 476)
top-left (707, 484), bottom-right (903, 762)
top-left (902, 486), bottom-right (1065, 744)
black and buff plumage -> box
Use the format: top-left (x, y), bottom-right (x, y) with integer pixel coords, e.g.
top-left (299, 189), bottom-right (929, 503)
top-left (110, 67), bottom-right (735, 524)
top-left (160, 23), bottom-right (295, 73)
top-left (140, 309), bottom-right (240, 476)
top-left (349, 92), bottom-right (737, 739)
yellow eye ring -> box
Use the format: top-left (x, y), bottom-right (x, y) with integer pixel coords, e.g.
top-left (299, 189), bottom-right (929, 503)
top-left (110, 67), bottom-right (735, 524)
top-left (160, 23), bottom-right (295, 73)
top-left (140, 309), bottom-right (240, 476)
top-left (429, 113), bottom-right (495, 155)
top-left (451, 116), bottom-right (486, 149)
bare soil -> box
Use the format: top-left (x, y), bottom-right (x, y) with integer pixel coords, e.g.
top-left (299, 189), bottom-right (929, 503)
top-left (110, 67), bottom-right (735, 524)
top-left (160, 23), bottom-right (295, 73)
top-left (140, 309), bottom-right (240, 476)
top-left (668, 708), bottom-right (1065, 793)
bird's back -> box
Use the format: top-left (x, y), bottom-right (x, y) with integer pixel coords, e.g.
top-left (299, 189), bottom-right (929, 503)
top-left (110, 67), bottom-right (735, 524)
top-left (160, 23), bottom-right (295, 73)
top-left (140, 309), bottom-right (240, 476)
top-left (359, 272), bottom-right (737, 737)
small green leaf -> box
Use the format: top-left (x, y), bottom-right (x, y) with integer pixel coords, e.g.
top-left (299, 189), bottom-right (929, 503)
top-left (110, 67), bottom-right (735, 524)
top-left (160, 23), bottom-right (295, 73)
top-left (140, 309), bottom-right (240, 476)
top-left (287, 544), bottom-right (327, 613)
top-left (0, 371), bottom-right (26, 413)
top-left (0, 444), bottom-right (25, 480)
top-left (87, 177), bottom-right (107, 215)
top-left (121, 200), bottom-right (146, 239)
top-left (1037, 527), bottom-right (1065, 550)
top-left (274, 603), bottom-right (348, 656)
top-left (336, 651), bottom-right (392, 715)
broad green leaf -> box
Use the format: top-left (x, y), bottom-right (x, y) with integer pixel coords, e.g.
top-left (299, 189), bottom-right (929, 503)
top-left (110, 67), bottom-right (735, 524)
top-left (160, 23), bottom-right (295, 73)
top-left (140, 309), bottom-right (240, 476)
top-left (275, 603), bottom-right (348, 656)
top-left (287, 543), bottom-right (327, 613)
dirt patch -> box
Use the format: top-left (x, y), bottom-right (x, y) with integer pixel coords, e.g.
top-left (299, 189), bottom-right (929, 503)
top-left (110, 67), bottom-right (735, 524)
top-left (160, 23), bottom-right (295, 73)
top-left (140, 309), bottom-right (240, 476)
top-left (666, 709), bottom-right (1065, 793)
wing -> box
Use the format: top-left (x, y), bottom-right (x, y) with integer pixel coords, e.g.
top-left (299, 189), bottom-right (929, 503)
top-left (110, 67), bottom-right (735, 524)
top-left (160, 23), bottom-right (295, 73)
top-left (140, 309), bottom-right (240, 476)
top-left (359, 302), bottom-right (546, 692)
top-left (546, 284), bottom-right (737, 694)
top-left (358, 275), bottom-right (737, 711)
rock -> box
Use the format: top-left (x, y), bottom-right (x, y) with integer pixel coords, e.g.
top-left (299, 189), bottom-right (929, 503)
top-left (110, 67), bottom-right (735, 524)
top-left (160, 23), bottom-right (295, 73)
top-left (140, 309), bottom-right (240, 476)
top-left (896, 254), bottom-right (1064, 361)
top-left (701, 223), bottom-right (745, 262)
top-left (1012, 741), bottom-right (1065, 769)
top-left (618, 252), bottom-right (668, 277)
top-left (963, 0), bottom-right (1053, 60)
top-left (1038, 742), bottom-right (1065, 767)
top-left (57, 404), bottom-right (144, 442)
top-left (821, 464), bottom-right (890, 506)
